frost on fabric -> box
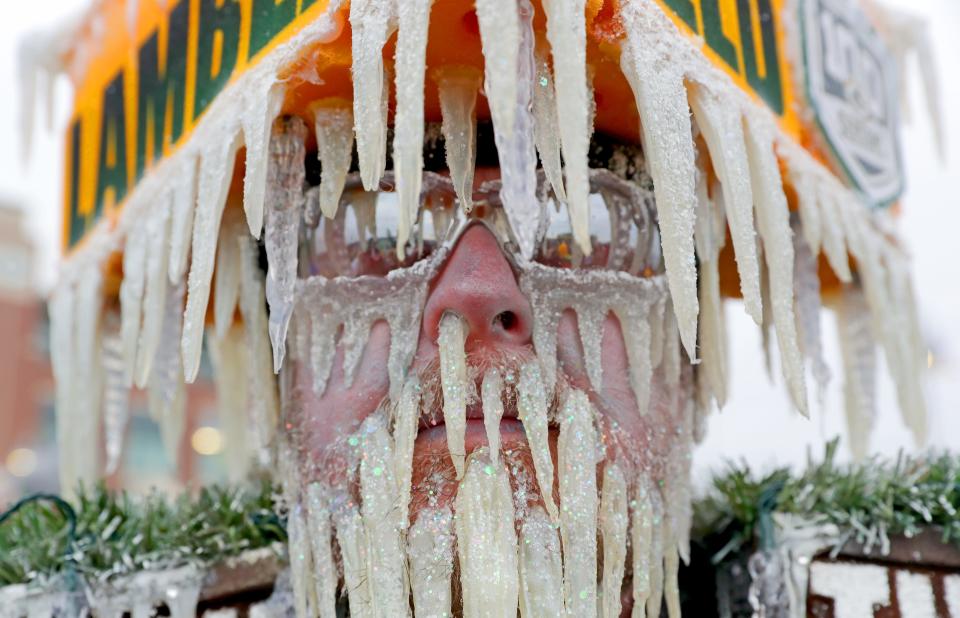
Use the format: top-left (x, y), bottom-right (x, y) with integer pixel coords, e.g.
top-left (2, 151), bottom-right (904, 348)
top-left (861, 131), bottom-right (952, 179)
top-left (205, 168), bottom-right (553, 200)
top-left (793, 229), bottom-right (831, 406)
top-left (436, 68), bottom-right (482, 211)
top-left (241, 83), bottom-right (286, 238)
top-left (438, 312), bottom-right (469, 479)
top-left (359, 417), bottom-right (409, 616)
top-left (476, 0), bottom-right (540, 259)
top-left (531, 51), bottom-right (566, 202)
top-left (542, 0), bottom-right (591, 254)
top-left (517, 360), bottom-right (558, 521)
top-left (182, 129), bottom-right (241, 382)
top-left (350, 0), bottom-right (396, 190)
top-left (620, 3), bottom-right (699, 359)
top-left (688, 82), bottom-right (762, 325)
top-left (558, 389), bottom-right (599, 616)
top-left (408, 508), bottom-right (454, 617)
top-left (519, 506), bottom-right (565, 616)
top-left (264, 116), bottom-right (307, 374)
top-left (304, 483), bottom-right (338, 618)
top-left (392, 0), bottom-right (432, 258)
top-left (148, 283), bottom-right (187, 464)
top-left (600, 464), bottom-right (628, 618)
top-left (455, 449), bottom-right (520, 618)
top-left (743, 116), bottom-right (808, 416)
top-left (135, 199), bottom-right (172, 388)
top-left (520, 264), bottom-right (667, 415)
top-left (312, 103), bottom-right (354, 221)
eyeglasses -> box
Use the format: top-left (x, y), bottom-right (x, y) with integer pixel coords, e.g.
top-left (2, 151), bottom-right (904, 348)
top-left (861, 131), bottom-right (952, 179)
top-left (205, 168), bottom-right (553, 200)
top-left (297, 168), bottom-right (663, 281)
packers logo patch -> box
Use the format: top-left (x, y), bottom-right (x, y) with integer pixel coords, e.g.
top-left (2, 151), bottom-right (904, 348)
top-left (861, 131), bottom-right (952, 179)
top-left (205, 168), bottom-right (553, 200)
top-left (802, 0), bottom-right (904, 207)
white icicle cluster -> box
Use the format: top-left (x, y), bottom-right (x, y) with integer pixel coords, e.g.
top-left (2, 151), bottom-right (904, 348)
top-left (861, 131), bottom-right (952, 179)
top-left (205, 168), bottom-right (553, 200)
top-left (43, 0), bottom-right (931, 577)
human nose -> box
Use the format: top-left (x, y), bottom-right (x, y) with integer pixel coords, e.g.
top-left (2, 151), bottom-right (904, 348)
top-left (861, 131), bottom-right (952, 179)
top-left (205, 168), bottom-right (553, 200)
top-left (420, 224), bottom-right (533, 349)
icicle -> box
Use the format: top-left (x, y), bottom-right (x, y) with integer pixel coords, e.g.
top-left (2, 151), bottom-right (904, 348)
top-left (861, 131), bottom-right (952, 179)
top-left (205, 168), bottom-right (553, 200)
top-left (455, 449), bottom-right (521, 617)
top-left (542, 0), bottom-right (590, 253)
top-left (790, 169), bottom-right (822, 256)
top-left (335, 505), bottom-right (373, 618)
top-left (135, 200), bottom-right (172, 387)
top-left (408, 508), bottom-right (455, 617)
top-left (695, 172), bottom-right (728, 407)
top-left (182, 130), bottom-right (241, 382)
top-left (662, 300), bottom-right (682, 388)
top-left (482, 367), bottom-right (504, 469)
top-left (576, 304), bottom-right (606, 394)
top-left (340, 318), bottom-right (373, 388)
top-left (631, 481), bottom-right (654, 614)
top-left (101, 328), bottom-right (129, 476)
top-left (168, 159), bottom-right (198, 284)
top-left (69, 267), bottom-right (104, 492)
top-left (816, 185), bottom-right (852, 283)
top-left (438, 312), bottom-right (469, 478)
top-left (120, 224), bottom-right (148, 384)
top-left (359, 418), bottom-right (409, 616)
top-left (794, 232), bottom-right (831, 405)
top-left (49, 284), bottom-right (76, 490)
top-left (744, 117), bottom-right (808, 415)
top-left (238, 235), bottom-right (280, 457)
top-left (531, 50), bottom-right (566, 202)
top-left (558, 389), bottom-right (599, 616)
top-left (836, 286), bottom-right (877, 459)
top-left (436, 68), bottom-right (482, 210)
top-left (517, 360), bottom-right (558, 521)
top-left (350, 0), bottom-right (396, 190)
top-left (313, 103), bottom-right (354, 220)
top-left (688, 84), bottom-right (762, 324)
top-left (645, 488), bottom-right (665, 618)
top-left (663, 542), bottom-right (681, 618)
top-left (264, 116), bottom-right (307, 373)
top-left (649, 294), bottom-right (667, 371)
top-left (287, 502), bottom-right (314, 618)
top-left (393, 0), bottom-right (432, 258)
top-left (616, 303), bottom-right (654, 416)
top-left (600, 465), bottom-right (628, 618)
top-left (241, 83), bottom-right (286, 237)
top-left (394, 377), bottom-right (421, 527)
top-left (620, 7), bottom-right (699, 359)
top-left (208, 325), bottom-right (251, 480)
top-left (304, 484), bottom-right (338, 618)
top-left (519, 506), bottom-right (565, 616)
top-left (148, 283), bottom-right (187, 464)
top-left (213, 207), bottom-right (245, 341)
top-left (476, 0), bottom-right (540, 259)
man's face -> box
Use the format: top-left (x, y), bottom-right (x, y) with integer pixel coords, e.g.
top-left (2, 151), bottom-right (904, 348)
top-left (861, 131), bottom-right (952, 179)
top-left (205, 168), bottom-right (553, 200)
top-left (286, 166), bottom-right (691, 522)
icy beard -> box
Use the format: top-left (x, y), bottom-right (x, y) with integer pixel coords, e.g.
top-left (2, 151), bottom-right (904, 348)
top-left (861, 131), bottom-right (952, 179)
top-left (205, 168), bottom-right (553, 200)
top-left (276, 258), bottom-right (697, 617)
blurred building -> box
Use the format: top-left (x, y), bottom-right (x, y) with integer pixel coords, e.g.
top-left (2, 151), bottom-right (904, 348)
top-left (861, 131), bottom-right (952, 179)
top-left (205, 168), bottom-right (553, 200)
top-left (0, 199), bottom-right (225, 504)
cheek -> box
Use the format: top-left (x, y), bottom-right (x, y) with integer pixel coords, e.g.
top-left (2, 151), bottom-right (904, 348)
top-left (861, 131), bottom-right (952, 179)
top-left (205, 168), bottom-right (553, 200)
top-left (292, 320), bottom-right (392, 453)
top-left (556, 310), bottom-right (680, 469)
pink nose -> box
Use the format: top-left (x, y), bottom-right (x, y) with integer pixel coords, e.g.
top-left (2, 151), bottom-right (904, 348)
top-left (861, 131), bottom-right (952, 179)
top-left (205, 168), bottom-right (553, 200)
top-left (420, 224), bottom-right (534, 350)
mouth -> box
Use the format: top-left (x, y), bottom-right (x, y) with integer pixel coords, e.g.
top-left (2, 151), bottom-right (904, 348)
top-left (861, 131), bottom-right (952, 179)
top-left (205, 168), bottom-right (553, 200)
top-left (415, 417), bottom-right (529, 457)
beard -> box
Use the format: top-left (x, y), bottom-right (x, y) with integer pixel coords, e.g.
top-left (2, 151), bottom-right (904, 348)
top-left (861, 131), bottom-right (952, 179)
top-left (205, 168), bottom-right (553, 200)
top-left (277, 316), bottom-right (696, 618)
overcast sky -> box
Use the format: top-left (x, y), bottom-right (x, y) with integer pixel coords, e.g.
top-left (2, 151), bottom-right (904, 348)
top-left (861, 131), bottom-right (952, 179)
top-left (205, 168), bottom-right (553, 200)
top-left (1, 0), bottom-right (957, 482)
